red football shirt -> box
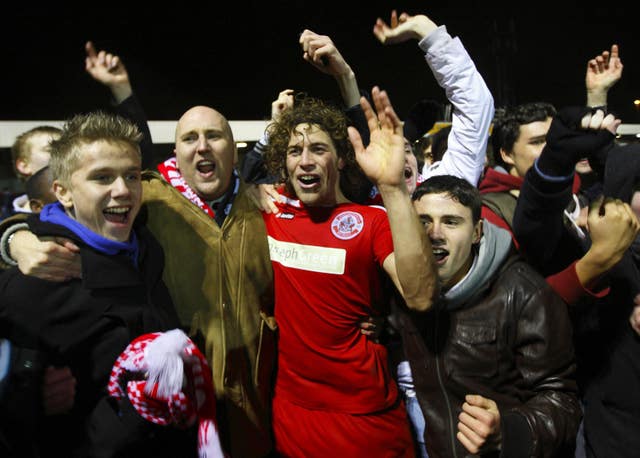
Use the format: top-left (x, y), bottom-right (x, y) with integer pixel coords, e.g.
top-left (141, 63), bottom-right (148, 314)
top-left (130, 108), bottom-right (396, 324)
top-left (264, 199), bottom-right (397, 414)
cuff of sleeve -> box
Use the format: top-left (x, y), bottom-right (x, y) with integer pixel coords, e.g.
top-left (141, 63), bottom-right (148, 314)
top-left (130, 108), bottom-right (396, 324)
top-left (589, 104), bottom-right (607, 113)
top-left (522, 167), bottom-right (575, 212)
top-left (500, 411), bottom-right (533, 457)
top-left (546, 261), bottom-right (610, 305)
top-left (112, 94), bottom-right (134, 107)
top-left (418, 25), bottom-right (447, 53)
top-left (253, 133), bottom-right (269, 155)
top-left (533, 157), bottom-right (575, 183)
top-left (345, 104), bottom-right (363, 114)
top-left (0, 222), bottom-right (30, 267)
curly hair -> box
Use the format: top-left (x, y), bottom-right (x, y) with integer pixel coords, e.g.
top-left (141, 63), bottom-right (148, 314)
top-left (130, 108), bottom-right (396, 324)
top-left (49, 111), bottom-right (142, 185)
top-left (264, 96), bottom-right (370, 202)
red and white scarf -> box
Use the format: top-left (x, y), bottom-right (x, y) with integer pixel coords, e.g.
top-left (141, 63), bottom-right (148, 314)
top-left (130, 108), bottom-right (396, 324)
top-left (157, 157), bottom-right (216, 218)
top-left (157, 157), bottom-right (240, 223)
top-left (108, 329), bottom-right (224, 458)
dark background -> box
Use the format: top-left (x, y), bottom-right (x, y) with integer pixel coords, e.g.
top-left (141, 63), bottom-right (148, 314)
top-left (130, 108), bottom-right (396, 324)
top-left (3, 2), bottom-right (638, 123)
top-left (1, 1), bottom-right (638, 197)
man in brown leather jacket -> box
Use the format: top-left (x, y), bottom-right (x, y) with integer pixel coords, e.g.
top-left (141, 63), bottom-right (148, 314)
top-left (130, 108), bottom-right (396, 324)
top-left (404, 174), bottom-right (581, 457)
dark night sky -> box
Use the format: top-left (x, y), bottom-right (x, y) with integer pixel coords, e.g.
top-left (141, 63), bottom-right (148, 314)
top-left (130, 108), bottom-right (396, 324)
top-left (2, 1), bottom-right (639, 123)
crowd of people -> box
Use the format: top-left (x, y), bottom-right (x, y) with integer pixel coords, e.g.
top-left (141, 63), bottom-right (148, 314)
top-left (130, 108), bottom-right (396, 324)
top-left (0, 8), bottom-right (638, 458)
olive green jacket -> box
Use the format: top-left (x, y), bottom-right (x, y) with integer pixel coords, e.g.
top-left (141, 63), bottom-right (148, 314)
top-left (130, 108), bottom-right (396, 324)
top-left (140, 171), bottom-right (276, 457)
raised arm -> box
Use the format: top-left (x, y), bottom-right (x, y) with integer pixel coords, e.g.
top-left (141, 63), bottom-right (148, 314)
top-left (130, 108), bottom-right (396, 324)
top-left (299, 30), bottom-right (361, 108)
top-left (85, 41), bottom-right (132, 104)
top-left (545, 198), bottom-right (639, 305)
top-left (574, 197), bottom-right (640, 288)
top-left (85, 41), bottom-right (154, 169)
top-left (513, 108), bottom-right (619, 274)
top-left (374, 11), bottom-right (494, 186)
top-left (349, 87), bottom-right (438, 311)
top-left (373, 10), bottom-right (438, 43)
top-left (586, 44), bottom-right (623, 108)
top-left (241, 89), bottom-right (295, 189)
top-left (246, 30), bottom-right (367, 187)
top-left (299, 30), bottom-right (369, 146)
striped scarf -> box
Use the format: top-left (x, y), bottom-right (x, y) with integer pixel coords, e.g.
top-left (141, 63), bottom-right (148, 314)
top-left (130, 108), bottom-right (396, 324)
top-left (108, 329), bottom-right (224, 458)
top-left (157, 157), bottom-right (239, 224)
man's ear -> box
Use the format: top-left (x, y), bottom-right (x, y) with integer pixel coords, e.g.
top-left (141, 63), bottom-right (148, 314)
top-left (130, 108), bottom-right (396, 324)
top-left (338, 157), bottom-right (345, 171)
top-left (53, 180), bottom-right (73, 210)
top-left (15, 158), bottom-right (31, 177)
top-left (473, 219), bottom-right (483, 244)
top-left (499, 148), bottom-right (515, 166)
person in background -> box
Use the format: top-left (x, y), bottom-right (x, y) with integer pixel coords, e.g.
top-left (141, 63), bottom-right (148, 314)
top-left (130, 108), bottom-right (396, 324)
top-left (24, 166), bottom-right (56, 214)
top-left (8, 126), bottom-right (62, 216)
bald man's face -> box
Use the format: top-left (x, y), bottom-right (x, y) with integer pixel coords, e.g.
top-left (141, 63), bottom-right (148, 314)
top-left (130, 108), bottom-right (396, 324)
top-left (174, 106), bottom-right (237, 201)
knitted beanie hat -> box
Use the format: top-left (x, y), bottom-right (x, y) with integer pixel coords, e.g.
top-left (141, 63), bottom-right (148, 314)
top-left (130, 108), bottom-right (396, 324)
top-left (108, 329), bottom-right (224, 458)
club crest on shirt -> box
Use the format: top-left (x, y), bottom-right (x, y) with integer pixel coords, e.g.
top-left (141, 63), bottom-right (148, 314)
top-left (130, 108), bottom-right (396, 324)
top-left (331, 211), bottom-right (364, 240)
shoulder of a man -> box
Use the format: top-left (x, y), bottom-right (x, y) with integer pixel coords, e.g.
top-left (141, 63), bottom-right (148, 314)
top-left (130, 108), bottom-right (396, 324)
top-left (489, 256), bottom-right (566, 319)
top-left (140, 170), bottom-right (198, 210)
top-left (496, 256), bottom-right (548, 291)
top-left (141, 170), bottom-right (171, 195)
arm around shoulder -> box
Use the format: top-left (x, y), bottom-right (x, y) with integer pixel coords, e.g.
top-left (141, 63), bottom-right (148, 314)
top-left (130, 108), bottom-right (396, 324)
top-left (0, 215), bottom-right (29, 269)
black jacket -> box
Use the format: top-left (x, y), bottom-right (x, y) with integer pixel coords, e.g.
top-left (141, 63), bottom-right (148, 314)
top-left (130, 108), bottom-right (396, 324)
top-left (0, 216), bottom-right (195, 457)
top-left (583, 144), bottom-right (640, 458)
top-left (401, 257), bottom-right (581, 458)
top-left (513, 143), bottom-right (640, 458)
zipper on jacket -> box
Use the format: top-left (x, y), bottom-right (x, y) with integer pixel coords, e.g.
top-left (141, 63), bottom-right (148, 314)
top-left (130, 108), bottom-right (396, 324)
top-left (434, 311), bottom-right (458, 458)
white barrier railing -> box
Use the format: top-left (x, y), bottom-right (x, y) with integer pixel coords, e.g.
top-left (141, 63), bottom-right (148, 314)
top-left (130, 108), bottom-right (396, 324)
top-left (1, 121), bottom-right (638, 148)
top-left (0, 120), bottom-right (270, 147)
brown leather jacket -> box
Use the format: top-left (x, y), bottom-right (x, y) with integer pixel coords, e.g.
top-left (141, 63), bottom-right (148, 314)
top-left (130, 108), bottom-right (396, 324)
top-left (400, 256), bottom-right (580, 458)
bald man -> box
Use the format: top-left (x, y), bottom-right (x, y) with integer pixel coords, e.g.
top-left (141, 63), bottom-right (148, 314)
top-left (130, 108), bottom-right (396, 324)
top-left (146, 106), bottom-right (275, 457)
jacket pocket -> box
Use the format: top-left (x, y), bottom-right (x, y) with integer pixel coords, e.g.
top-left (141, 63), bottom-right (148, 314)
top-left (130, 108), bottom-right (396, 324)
top-left (447, 323), bottom-right (498, 378)
top-left (254, 313), bottom-right (277, 393)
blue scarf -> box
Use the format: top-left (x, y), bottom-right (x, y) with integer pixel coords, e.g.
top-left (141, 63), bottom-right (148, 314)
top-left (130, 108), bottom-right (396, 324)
top-left (40, 202), bottom-right (139, 266)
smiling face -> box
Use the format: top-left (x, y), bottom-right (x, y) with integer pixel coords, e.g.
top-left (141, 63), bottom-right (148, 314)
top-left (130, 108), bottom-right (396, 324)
top-left (285, 123), bottom-right (345, 206)
top-left (174, 106), bottom-right (237, 201)
top-left (501, 117), bottom-right (552, 178)
top-left (54, 140), bottom-right (142, 242)
top-left (414, 191), bottom-right (482, 289)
